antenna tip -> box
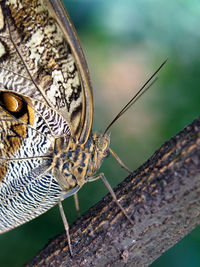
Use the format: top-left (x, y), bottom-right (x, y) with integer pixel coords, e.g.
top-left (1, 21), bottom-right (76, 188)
top-left (163, 58), bottom-right (168, 64)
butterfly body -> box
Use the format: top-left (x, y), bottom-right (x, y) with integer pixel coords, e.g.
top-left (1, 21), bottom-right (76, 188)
top-left (53, 132), bottom-right (110, 191)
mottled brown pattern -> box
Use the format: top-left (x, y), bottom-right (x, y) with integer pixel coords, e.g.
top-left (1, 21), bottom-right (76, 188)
top-left (0, 0), bottom-right (93, 140)
top-left (0, 113), bottom-right (26, 155)
top-left (0, 163), bottom-right (8, 182)
top-left (0, 110), bottom-right (26, 182)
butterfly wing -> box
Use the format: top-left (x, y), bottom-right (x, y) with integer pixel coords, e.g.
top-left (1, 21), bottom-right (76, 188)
top-left (0, 0), bottom-right (93, 142)
top-left (46, 0), bottom-right (94, 143)
top-left (0, 0), bottom-right (93, 232)
top-left (0, 89), bottom-right (77, 232)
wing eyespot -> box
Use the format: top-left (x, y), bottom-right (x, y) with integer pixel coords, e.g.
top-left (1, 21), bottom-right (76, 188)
top-left (2, 92), bottom-right (23, 113)
top-left (0, 91), bottom-right (34, 125)
top-left (0, 91), bottom-right (27, 116)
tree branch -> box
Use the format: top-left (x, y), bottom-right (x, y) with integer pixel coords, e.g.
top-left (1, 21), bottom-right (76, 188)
top-left (26, 117), bottom-right (200, 267)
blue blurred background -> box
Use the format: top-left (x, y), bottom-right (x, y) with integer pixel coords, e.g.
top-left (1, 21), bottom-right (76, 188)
top-left (0, 0), bottom-right (200, 266)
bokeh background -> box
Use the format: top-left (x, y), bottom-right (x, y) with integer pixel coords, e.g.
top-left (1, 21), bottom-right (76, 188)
top-left (1, 0), bottom-right (200, 266)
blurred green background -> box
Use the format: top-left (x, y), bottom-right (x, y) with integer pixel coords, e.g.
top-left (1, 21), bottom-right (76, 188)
top-left (1, 0), bottom-right (200, 266)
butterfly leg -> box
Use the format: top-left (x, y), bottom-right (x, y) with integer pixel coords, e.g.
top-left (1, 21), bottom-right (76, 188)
top-left (109, 148), bottom-right (132, 174)
top-left (58, 201), bottom-right (73, 257)
top-left (87, 173), bottom-right (134, 225)
top-left (73, 192), bottom-right (81, 218)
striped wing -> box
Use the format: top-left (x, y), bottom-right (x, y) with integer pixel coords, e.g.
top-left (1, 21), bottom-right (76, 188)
top-left (0, 90), bottom-right (71, 232)
top-left (0, 0), bottom-right (93, 232)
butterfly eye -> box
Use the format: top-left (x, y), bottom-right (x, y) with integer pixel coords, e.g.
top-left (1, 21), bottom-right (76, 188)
top-left (96, 134), bottom-right (110, 153)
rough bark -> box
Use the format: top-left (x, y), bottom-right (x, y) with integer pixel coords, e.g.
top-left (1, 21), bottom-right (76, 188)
top-left (26, 117), bottom-right (200, 267)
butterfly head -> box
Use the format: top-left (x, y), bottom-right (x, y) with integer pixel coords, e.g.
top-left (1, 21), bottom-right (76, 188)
top-left (93, 132), bottom-right (110, 159)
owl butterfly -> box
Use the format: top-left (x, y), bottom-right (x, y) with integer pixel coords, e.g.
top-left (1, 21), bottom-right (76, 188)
top-left (0, 0), bottom-right (166, 256)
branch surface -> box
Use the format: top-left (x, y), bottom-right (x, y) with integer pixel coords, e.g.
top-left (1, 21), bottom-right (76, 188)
top-left (26, 117), bottom-right (200, 267)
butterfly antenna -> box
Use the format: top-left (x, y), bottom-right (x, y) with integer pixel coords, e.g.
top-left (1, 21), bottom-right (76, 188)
top-left (103, 59), bottom-right (168, 135)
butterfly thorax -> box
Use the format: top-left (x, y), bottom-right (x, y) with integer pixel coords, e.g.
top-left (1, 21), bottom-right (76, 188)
top-left (52, 133), bottom-right (110, 192)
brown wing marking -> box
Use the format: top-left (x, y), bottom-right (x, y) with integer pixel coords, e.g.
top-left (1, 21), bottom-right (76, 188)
top-left (47, 0), bottom-right (94, 143)
top-left (0, 0), bottom-right (93, 142)
top-left (0, 91), bottom-right (34, 182)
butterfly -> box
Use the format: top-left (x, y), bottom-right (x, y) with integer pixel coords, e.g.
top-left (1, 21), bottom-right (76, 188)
top-left (0, 0), bottom-right (166, 256)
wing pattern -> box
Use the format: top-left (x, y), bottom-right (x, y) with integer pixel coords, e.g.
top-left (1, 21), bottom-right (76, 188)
top-left (0, 0), bottom-right (94, 232)
top-left (0, 91), bottom-right (71, 232)
top-left (0, 0), bottom-right (92, 137)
